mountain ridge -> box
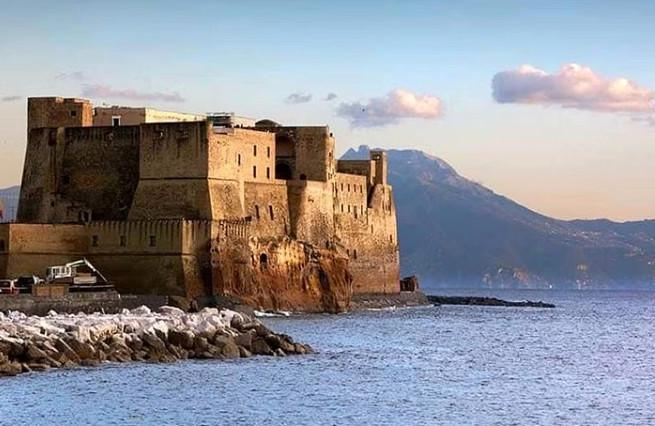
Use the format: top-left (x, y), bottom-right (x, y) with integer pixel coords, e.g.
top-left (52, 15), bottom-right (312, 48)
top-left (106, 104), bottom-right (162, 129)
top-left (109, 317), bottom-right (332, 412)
top-left (342, 145), bottom-right (655, 289)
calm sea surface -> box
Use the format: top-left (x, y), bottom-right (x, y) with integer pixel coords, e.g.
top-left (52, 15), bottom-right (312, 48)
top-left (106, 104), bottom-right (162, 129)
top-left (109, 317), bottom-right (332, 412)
top-left (2, 289), bottom-right (655, 425)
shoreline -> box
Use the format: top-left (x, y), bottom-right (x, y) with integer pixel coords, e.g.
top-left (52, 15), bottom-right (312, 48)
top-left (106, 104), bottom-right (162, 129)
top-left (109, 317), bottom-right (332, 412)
top-left (0, 306), bottom-right (313, 378)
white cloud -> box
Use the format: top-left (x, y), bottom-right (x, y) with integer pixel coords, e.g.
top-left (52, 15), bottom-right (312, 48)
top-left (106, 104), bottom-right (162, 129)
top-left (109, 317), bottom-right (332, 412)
top-left (337, 89), bottom-right (443, 127)
top-left (81, 84), bottom-right (185, 102)
top-left (286, 92), bottom-right (312, 104)
top-left (492, 63), bottom-right (655, 114)
top-left (324, 92), bottom-right (338, 101)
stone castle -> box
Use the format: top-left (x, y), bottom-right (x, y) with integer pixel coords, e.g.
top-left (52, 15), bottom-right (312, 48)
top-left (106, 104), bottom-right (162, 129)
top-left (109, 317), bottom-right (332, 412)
top-left (0, 97), bottom-right (400, 311)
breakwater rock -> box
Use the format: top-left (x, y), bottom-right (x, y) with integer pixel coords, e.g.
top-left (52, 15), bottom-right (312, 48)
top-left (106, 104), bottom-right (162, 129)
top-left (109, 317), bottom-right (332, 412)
top-left (427, 295), bottom-right (555, 308)
top-left (0, 306), bottom-right (313, 378)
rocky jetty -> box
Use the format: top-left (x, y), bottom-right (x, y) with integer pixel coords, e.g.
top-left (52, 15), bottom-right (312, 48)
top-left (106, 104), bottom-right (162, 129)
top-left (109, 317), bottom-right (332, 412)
top-left (427, 295), bottom-right (555, 308)
top-left (0, 306), bottom-right (313, 378)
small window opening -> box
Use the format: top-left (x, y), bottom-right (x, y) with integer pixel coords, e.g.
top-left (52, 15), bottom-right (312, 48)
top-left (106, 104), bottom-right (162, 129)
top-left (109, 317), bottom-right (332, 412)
top-left (0, 239), bottom-right (6, 252)
top-left (259, 253), bottom-right (268, 269)
top-left (353, 249), bottom-right (358, 259)
top-left (92, 235), bottom-right (99, 247)
top-left (300, 174), bottom-right (307, 180)
top-left (268, 205), bottom-right (274, 220)
top-left (266, 167), bottom-right (270, 179)
top-left (253, 166), bottom-right (257, 178)
top-left (255, 205), bottom-right (260, 220)
top-left (120, 235), bottom-right (126, 247)
top-left (149, 235), bottom-right (156, 247)
top-left (70, 110), bottom-right (77, 117)
top-left (62, 175), bottom-right (70, 185)
top-left (237, 154), bottom-right (241, 166)
top-left (267, 147), bottom-right (271, 158)
top-left (112, 116), bottom-right (121, 127)
top-left (253, 145), bottom-right (257, 156)
top-left (347, 184), bottom-right (350, 192)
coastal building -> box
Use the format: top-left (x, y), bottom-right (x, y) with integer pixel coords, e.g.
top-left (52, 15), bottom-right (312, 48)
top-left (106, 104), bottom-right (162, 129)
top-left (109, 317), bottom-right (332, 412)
top-left (0, 97), bottom-right (400, 311)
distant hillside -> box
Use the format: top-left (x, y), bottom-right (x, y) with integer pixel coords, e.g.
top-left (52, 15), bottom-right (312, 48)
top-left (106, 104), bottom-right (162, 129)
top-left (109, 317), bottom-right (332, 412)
top-left (0, 185), bottom-right (20, 222)
top-left (342, 146), bottom-right (655, 290)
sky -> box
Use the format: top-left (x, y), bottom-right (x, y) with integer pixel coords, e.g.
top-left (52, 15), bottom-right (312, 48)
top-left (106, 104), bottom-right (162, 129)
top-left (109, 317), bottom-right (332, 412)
top-left (0, 0), bottom-right (653, 221)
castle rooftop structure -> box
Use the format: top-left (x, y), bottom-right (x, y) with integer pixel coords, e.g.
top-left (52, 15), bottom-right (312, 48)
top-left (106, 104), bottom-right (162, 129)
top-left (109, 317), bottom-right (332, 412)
top-left (0, 97), bottom-right (400, 312)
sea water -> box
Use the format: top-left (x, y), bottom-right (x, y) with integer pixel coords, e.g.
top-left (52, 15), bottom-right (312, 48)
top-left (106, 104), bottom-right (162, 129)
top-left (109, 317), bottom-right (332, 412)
top-left (1, 289), bottom-right (654, 425)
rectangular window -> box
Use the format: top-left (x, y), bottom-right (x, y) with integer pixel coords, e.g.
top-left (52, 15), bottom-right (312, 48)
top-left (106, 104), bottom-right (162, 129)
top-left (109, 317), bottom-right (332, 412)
top-left (237, 154), bottom-right (241, 166)
top-left (149, 235), bottom-right (156, 247)
top-left (70, 110), bottom-right (77, 117)
top-left (348, 184), bottom-right (350, 192)
top-left (267, 147), bottom-right (271, 158)
top-left (269, 205), bottom-right (274, 220)
top-left (112, 116), bottom-right (121, 127)
top-left (341, 204), bottom-right (344, 213)
top-left (253, 166), bottom-right (257, 178)
top-left (120, 235), bottom-right (126, 247)
top-left (266, 167), bottom-right (270, 179)
top-left (92, 235), bottom-right (99, 247)
top-left (253, 145), bottom-right (257, 156)
top-left (255, 205), bottom-right (260, 220)
top-left (0, 239), bottom-right (5, 252)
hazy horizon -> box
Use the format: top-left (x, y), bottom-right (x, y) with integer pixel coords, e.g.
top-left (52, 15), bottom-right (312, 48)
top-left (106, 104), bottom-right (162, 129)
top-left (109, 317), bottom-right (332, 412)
top-left (1, 0), bottom-right (654, 221)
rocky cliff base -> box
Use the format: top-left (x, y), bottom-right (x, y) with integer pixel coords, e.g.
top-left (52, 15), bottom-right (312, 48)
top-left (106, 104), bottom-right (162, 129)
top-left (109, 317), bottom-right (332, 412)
top-left (0, 306), bottom-right (313, 378)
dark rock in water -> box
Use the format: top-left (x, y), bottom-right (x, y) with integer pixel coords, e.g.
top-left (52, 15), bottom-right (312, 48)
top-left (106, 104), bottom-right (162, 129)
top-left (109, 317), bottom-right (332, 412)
top-left (427, 295), bottom-right (555, 308)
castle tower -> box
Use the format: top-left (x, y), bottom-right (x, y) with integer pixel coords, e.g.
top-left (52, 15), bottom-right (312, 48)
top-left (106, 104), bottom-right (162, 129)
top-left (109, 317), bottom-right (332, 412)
top-left (27, 97), bottom-right (93, 132)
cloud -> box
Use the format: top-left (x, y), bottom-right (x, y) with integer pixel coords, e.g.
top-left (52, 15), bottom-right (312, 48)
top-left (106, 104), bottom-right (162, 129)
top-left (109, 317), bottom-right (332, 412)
top-left (492, 63), bottom-right (655, 114)
top-left (324, 92), bottom-right (338, 101)
top-left (1, 96), bottom-right (21, 102)
top-left (285, 92), bottom-right (312, 104)
top-left (81, 84), bottom-right (185, 102)
top-left (337, 88), bottom-right (443, 127)
top-left (55, 71), bottom-right (88, 81)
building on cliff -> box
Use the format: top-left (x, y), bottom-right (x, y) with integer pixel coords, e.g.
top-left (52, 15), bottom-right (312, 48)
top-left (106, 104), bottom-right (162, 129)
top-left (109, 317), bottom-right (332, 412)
top-left (0, 97), bottom-right (400, 312)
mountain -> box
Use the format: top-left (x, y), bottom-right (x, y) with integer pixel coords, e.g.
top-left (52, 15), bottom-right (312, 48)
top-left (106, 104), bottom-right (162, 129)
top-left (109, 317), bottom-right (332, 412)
top-left (0, 185), bottom-right (20, 222)
top-left (342, 146), bottom-right (655, 290)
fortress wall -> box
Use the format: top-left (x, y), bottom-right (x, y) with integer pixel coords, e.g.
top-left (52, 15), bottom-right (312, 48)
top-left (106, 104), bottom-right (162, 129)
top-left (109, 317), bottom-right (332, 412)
top-left (18, 126), bottom-right (140, 223)
top-left (334, 173), bottom-right (368, 219)
top-left (138, 121), bottom-right (209, 179)
top-left (86, 220), bottom-right (211, 298)
top-left (212, 128), bottom-right (276, 183)
top-left (60, 126), bottom-right (140, 221)
top-left (335, 183), bottom-right (400, 294)
top-left (289, 127), bottom-right (335, 182)
top-left (27, 97), bottom-right (93, 131)
top-left (287, 180), bottom-right (334, 247)
top-left (336, 160), bottom-right (376, 187)
top-left (0, 223), bottom-right (87, 279)
top-left (243, 181), bottom-right (290, 237)
top-left (129, 121), bottom-right (213, 220)
top-left (17, 128), bottom-right (63, 223)
top-left (129, 179), bottom-right (213, 220)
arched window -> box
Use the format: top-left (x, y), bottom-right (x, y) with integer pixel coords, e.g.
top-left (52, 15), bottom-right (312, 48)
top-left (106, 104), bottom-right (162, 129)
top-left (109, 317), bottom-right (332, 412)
top-left (259, 253), bottom-right (268, 269)
top-left (275, 162), bottom-right (292, 180)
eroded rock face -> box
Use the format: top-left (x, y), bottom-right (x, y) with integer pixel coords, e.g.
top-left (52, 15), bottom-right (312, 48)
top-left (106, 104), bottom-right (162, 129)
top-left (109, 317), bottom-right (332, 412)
top-left (212, 238), bottom-right (352, 313)
top-left (0, 307), bottom-right (313, 378)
